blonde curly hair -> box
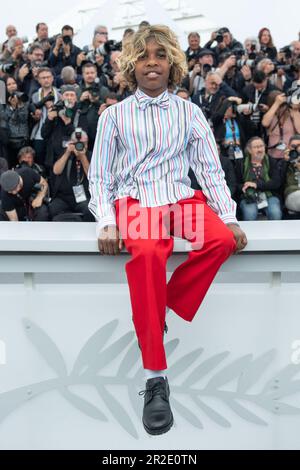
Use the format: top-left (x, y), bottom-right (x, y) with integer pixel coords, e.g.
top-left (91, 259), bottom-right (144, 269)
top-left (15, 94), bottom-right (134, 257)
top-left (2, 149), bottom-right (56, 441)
top-left (118, 24), bottom-right (188, 91)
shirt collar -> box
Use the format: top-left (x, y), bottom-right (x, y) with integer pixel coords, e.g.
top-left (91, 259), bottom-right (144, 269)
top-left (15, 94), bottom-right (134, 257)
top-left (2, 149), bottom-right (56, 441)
top-left (134, 88), bottom-right (170, 111)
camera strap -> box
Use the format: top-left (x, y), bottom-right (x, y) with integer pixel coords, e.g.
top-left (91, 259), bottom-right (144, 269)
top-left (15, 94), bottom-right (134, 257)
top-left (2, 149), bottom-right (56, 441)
top-left (73, 109), bottom-right (81, 128)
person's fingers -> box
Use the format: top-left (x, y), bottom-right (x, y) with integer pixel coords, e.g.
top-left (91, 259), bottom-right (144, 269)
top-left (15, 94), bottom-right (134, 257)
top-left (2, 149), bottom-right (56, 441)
top-left (98, 239), bottom-right (104, 255)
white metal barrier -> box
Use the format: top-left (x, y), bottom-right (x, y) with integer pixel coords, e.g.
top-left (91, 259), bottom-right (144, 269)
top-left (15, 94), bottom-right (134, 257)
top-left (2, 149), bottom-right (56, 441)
top-left (0, 221), bottom-right (300, 450)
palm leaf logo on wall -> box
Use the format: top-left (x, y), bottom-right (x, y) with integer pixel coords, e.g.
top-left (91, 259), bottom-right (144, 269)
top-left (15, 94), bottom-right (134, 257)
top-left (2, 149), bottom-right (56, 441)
top-left (0, 318), bottom-right (300, 439)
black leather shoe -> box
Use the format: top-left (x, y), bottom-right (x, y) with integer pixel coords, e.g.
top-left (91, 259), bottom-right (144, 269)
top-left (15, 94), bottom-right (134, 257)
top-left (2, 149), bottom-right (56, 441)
top-left (139, 376), bottom-right (174, 435)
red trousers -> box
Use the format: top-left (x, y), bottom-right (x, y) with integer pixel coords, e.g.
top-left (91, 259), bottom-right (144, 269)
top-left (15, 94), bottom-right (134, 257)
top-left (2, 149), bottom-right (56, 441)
top-left (115, 190), bottom-right (237, 370)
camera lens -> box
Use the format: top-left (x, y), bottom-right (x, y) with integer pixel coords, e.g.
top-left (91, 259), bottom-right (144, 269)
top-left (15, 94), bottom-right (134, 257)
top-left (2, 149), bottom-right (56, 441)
top-left (75, 142), bottom-right (85, 152)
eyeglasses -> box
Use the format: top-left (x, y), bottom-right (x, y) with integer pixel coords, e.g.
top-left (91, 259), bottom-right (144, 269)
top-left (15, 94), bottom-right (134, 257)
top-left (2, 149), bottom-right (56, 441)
top-left (99, 32), bottom-right (108, 36)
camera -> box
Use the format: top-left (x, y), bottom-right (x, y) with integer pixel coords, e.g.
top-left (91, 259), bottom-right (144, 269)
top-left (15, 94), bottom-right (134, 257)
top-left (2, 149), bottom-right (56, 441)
top-left (280, 45), bottom-right (293, 59)
top-left (244, 187), bottom-right (258, 203)
top-left (97, 40), bottom-right (122, 56)
top-left (0, 62), bottom-right (17, 74)
top-left (215, 30), bottom-right (224, 44)
top-left (51, 100), bottom-right (74, 119)
top-left (202, 64), bottom-right (212, 74)
top-left (286, 85), bottom-right (300, 107)
top-left (74, 128), bottom-right (85, 152)
top-left (62, 35), bottom-right (72, 46)
top-left (29, 93), bottom-right (55, 113)
top-left (289, 148), bottom-right (300, 162)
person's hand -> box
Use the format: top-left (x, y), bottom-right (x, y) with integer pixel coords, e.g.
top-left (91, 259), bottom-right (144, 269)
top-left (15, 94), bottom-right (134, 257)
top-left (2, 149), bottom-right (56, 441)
top-left (80, 91), bottom-right (91, 102)
top-left (98, 103), bottom-right (107, 116)
top-left (18, 64), bottom-right (30, 81)
top-left (259, 103), bottom-right (269, 113)
top-left (66, 142), bottom-right (75, 155)
top-left (74, 148), bottom-right (86, 161)
top-left (47, 109), bottom-right (58, 121)
top-left (228, 96), bottom-right (242, 105)
top-left (226, 224), bottom-right (248, 253)
top-left (192, 63), bottom-right (201, 76)
top-left (224, 55), bottom-right (236, 69)
top-left (277, 68), bottom-right (286, 77)
top-left (31, 196), bottom-right (43, 209)
top-left (59, 113), bottom-right (72, 126)
top-left (294, 159), bottom-right (300, 172)
top-left (31, 108), bottom-right (42, 121)
top-left (98, 225), bottom-right (124, 255)
top-left (242, 181), bottom-right (257, 193)
top-left (283, 148), bottom-right (290, 161)
top-left (275, 93), bottom-right (287, 106)
top-left (241, 64), bottom-right (252, 81)
top-left (77, 52), bottom-right (86, 67)
top-left (55, 36), bottom-right (63, 49)
top-left (242, 104), bottom-right (253, 115)
top-left (8, 95), bottom-right (19, 108)
top-left (210, 31), bottom-right (217, 42)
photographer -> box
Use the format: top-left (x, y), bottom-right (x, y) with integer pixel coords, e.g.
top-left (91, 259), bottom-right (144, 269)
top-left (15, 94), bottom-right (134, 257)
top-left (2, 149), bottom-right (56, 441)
top-left (98, 92), bottom-right (119, 116)
top-left (262, 90), bottom-right (300, 159)
top-left (235, 136), bottom-right (282, 221)
top-left (188, 49), bottom-right (215, 97)
top-left (258, 28), bottom-right (277, 61)
top-left (15, 146), bottom-right (47, 178)
top-left (3, 76), bottom-right (29, 168)
top-left (17, 45), bottom-right (46, 98)
top-left (41, 85), bottom-right (88, 171)
top-left (185, 32), bottom-right (203, 71)
top-left (241, 70), bottom-right (276, 138)
top-left (79, 63), bottom-right (109, 147)
top-left (217, 52), bottom-right (253, 96)
top-left (33, 23), bottom-right (52, 61)
top-left (192, 72), bottom-right (237, 127)
top-left (212, 97), bottom-right (246, 160)
top-left (49, 129), bottom-right (94, 222)
top-left (49, 25), bottom-right (81, 76)
top-left (204, 27), bottom-right (243, 62)
top-left (283, 135), bottom-right (300, 213)
top-left (30, 67), bottom-right (61, 165)
top-left (256, 58), bottom-right (285, 90)
top-left (0, 36), bottom-right (25, 77)
top-left (0, 167), bottom-right (49, 221)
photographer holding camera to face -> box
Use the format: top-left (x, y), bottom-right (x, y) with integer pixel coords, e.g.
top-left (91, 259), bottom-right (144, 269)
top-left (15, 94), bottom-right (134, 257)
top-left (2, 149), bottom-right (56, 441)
top-left (188, 49), bottom-right (215, 97)
top-left (17, 44), bottom-right (46, 98)
top-left (283, 134), bottom-right (300, 213)
top-left (49, 128), bottom-right (94, 222)
top-left (0, 36), bottom-right (26, 77)
top-left (49, 25), bottom-right (81, 76)
top-left (30, 67), bottom-right (61, 165)
top-left (204, 27), bottom-right (243, 62)
top-left (235, 136), bottom-right (282, 221)
top-left (41, 85), bottom-right (89, 172)
top-left (0, 166), bottom-right (49, 221)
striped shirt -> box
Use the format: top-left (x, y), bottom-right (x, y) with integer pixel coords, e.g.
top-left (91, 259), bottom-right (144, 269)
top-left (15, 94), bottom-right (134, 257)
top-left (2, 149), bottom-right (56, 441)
top-left (88, 88), bottom-right (238, 234)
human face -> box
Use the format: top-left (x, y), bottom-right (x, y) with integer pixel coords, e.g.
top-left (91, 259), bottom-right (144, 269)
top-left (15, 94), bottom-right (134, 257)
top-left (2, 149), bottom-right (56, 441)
top-left (19, 153), bottom-right (34, 167)
top-left (205, 75), bottom-right (221, 95)
top-left (38, 24), bottom-right (48, 40)
top-left (254, 79), bottom-right (268, 92)
top-left (289, 139), bottom-right (300, 151)
top-left (223, 32), bottom-right (232, 47)
top-left (263, 60), bottom-right (275, 75)
top-left (189, 35), bottom-right (200, 51)
top-left (260, 30), bottom-right (271, 45)
top-left (31, 48), bottom-right (44, 63)
top-left (6, 25), bottom-right (17, 38)
top-left (97, 29), bottom-right (108, 44)
top-left (200, 54), bottom-right (214, 66)
top-left (249, 139), bottom-right (265, 160)
top-left (83, 66), bottom-right (97, 84)
top-left (62, 91), bottom-right (77, 107)
top-left (134, 39), bottom-right (171, 97)
top-left (38, 71), bottom-right (53, 89)
top-left (6, 77), bottom-right (17, 94)
top-left (110, 51), bottom-right (121, 72)
top-left (292, 42), bottom-right (300, 58)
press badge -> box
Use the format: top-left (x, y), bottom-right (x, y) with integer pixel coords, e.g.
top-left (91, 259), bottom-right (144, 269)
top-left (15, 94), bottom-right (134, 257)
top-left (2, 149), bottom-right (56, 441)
top-left (257, 192), bottom-right (268, 210)
top-left (72, 184), bottom-right (87, 203)
top-left (234, 147), bottom-right (244, 160)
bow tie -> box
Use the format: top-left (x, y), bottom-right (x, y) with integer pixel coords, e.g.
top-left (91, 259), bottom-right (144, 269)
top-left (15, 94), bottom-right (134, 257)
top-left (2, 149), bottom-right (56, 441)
top-left (137, 92), bottom-right (170, 111)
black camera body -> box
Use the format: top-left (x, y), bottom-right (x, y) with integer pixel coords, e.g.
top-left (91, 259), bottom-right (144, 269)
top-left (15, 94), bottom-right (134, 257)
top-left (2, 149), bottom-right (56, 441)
top-left (62, 35), bottom-right (72, 46)
top-left (289, 148), bottom-right (300, 163)
top-left (0, 61), bottom-right (17, 75)
top-left (74, 128), bottom-right (85, 152)
top-left (9, 91), bottom-right (28, 103)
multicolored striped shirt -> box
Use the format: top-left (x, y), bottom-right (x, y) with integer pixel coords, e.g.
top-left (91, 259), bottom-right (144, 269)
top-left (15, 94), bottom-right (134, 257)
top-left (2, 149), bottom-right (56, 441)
top-left (88, 88), bottom-right (238, 233)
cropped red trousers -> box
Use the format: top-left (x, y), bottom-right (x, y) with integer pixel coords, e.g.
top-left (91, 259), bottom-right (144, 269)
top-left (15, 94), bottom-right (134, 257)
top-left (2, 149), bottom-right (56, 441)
top-left (114, 190), bottom-right (237, 370)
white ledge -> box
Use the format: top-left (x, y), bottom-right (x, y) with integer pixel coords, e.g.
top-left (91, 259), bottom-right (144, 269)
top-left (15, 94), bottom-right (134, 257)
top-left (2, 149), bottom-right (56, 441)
top-left (0, 221), bottom-right (300, 253)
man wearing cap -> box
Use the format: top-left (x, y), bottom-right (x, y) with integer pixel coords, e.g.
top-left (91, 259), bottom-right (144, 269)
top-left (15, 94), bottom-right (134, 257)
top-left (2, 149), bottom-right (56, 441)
top-left (0, 167), bottom-right (49, 221)
top-left (41, 85), bottom-right (89, 171)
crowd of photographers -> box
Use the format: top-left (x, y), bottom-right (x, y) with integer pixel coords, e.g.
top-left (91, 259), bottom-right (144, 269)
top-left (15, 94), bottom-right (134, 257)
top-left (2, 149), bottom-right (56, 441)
top-left (0, 21), bottom-right (300, 222)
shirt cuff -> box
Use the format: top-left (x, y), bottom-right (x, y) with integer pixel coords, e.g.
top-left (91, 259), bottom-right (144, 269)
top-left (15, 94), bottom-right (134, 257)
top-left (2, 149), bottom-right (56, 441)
top-left (219, 214), bottom-right (239, 226)
top-left (96, 216), bottom-right (117, 238)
